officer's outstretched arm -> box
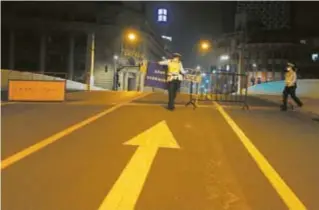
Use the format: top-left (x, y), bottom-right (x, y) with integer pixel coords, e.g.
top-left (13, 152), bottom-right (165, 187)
top-left (158, 60), bottom-right (169, 65)
top-left (180, 62), bottom-right (187, 74)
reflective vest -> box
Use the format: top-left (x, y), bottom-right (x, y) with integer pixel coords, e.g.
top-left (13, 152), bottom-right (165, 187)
top-left (285, 71), bottom-right (297, 87)
top-left (167, 60), bottom-right (181, 74)
top-left (140, 60), bottom-right (148, 73)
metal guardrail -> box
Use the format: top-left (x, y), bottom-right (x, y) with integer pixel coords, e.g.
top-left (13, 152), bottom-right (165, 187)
top-left (183, 71), bottom-right (250, 110)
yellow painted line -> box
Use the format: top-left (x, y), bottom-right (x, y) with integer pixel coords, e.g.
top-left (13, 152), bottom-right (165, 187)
top-left (0, 101), bottom-right (116, 106)
top-left (1, 93), bottom-right (150, 170)
top-left (0, 102), bottom-right (15, 106)
top-left (98, 120), bottom-right (180, 210)
top-left (1, 101), bottom-right (64, 105)
top-left (213, 101), bottom-right (306, 210)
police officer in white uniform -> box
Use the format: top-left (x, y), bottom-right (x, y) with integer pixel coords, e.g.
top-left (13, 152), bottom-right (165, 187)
top-left (159, 53), bottom-right (187, 110)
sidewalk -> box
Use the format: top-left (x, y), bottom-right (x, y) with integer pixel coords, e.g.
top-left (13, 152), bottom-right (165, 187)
top-left (251, 94), bottom-right (319, 118)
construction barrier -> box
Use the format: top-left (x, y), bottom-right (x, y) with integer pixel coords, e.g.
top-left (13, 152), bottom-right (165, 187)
top-left (184, 71), bottom-right (249, 110)
top-left (8, 79), bottom-right (66, 102)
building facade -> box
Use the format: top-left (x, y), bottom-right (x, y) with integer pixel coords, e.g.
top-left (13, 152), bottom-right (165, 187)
top-left (235, 1), bottom-right (291, 31)
top-left (213, 31), bottom-right (319, 84)
top-left (1, 2), bottom-right (168, 90)
top-left (212, 2), bottom-right (319, 85)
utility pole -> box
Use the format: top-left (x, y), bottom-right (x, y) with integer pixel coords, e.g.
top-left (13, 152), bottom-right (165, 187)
top-left (87, 33), bottom-right (95, 91)
top-left (89, 33), bottom-right (95, 90)
top-left (113, 55), bottom-right (118, 91)
top-left (237, 30), bottom-right (246, 94)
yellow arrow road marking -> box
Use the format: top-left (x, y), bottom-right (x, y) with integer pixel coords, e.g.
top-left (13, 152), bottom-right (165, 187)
top-left (98, 120), bottom-right (180, 210)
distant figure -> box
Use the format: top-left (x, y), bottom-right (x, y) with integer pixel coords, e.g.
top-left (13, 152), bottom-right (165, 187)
top-left (280, 63), bottom-right (303, 111)
top-left (251, 77), bottom-right (256, 86)
top-left (158, 53), bottom-right (187, 111)
top-left (128, 57), bottom-right (136, 66)
top-left (257, 77), bottom-right (262, 84)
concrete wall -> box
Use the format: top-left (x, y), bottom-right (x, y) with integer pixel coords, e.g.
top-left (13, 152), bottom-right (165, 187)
top-left (248, 79), bottom-right (319, 98)
top-left (1, 69), bottom-right (105, 91)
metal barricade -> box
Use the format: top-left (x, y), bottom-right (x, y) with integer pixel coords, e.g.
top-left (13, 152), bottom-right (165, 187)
top-left (185, 71), bottom-right (249, 110)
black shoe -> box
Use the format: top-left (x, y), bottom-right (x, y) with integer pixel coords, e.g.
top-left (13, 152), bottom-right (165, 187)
top-left (280, 105), bottom-right (287, 111)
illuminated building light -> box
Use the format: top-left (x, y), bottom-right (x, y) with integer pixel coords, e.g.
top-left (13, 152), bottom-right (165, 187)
top-left (158, 8), bottom-right (168, 22)
top-left (220, 55), bottom-right (229, 61)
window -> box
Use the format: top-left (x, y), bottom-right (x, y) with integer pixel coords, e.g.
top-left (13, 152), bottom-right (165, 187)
top-left (157, 8), bottom-right (167, 22)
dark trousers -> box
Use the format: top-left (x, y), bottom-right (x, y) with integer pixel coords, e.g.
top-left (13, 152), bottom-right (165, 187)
top-left (167, 79), bottom-right (181, 109)
top-left (282, 86), bottom-right (303, 109)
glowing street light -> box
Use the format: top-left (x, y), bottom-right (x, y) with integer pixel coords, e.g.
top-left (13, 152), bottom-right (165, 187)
top-left (196, 65), bottom-right (201, 70)
top-left (127, 32), bottom-right (137, 42)
top-left (113, 55), bottom-right (119, 60)
top-left (199, 40), bottom-right (211, 52)
top-left (201, 42), bottom-right (209, 50)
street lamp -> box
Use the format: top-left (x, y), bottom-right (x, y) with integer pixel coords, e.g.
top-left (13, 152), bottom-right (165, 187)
top-left (127, 32), bottom-right (137, 42)
top-left (121, 29), bottom-right (141, 56)
top-left (121, 30), bottom-right (139, 53)
top-left (201, 42), bottom-right (210, 51)
top-left (113, 55), bottom-right (119, 90)
top-left (196, 65), bottom-right (201, 70)
top-left (128, 33), bottom-right (136, 41)
top-left (199, 40), bottom-right (211, 51)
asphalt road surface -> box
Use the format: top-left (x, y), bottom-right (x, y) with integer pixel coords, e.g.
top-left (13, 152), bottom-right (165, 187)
top-left (1, 92), bottom-right (319, 210)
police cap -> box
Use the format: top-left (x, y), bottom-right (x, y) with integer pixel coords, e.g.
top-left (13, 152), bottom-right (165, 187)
top-left (172, 53), bottom-right (182, 58)
top-left (287, 62), bottom-right (295, 68)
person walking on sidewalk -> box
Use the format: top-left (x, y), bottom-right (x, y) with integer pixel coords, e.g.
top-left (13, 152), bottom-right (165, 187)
top-left (281, 62), bottom-right (303, 111)
top-left (158, 53), bottom-right (187, 111)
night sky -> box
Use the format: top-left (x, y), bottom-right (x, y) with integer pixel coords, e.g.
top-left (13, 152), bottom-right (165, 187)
top-left (146, 1), bottom-right (236, 67)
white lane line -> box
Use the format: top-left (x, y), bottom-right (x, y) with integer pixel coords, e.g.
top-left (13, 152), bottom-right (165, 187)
top-left (213, 101), bottom-right (306, 210)
top-left (1, 93), bottom-right (151, 170)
